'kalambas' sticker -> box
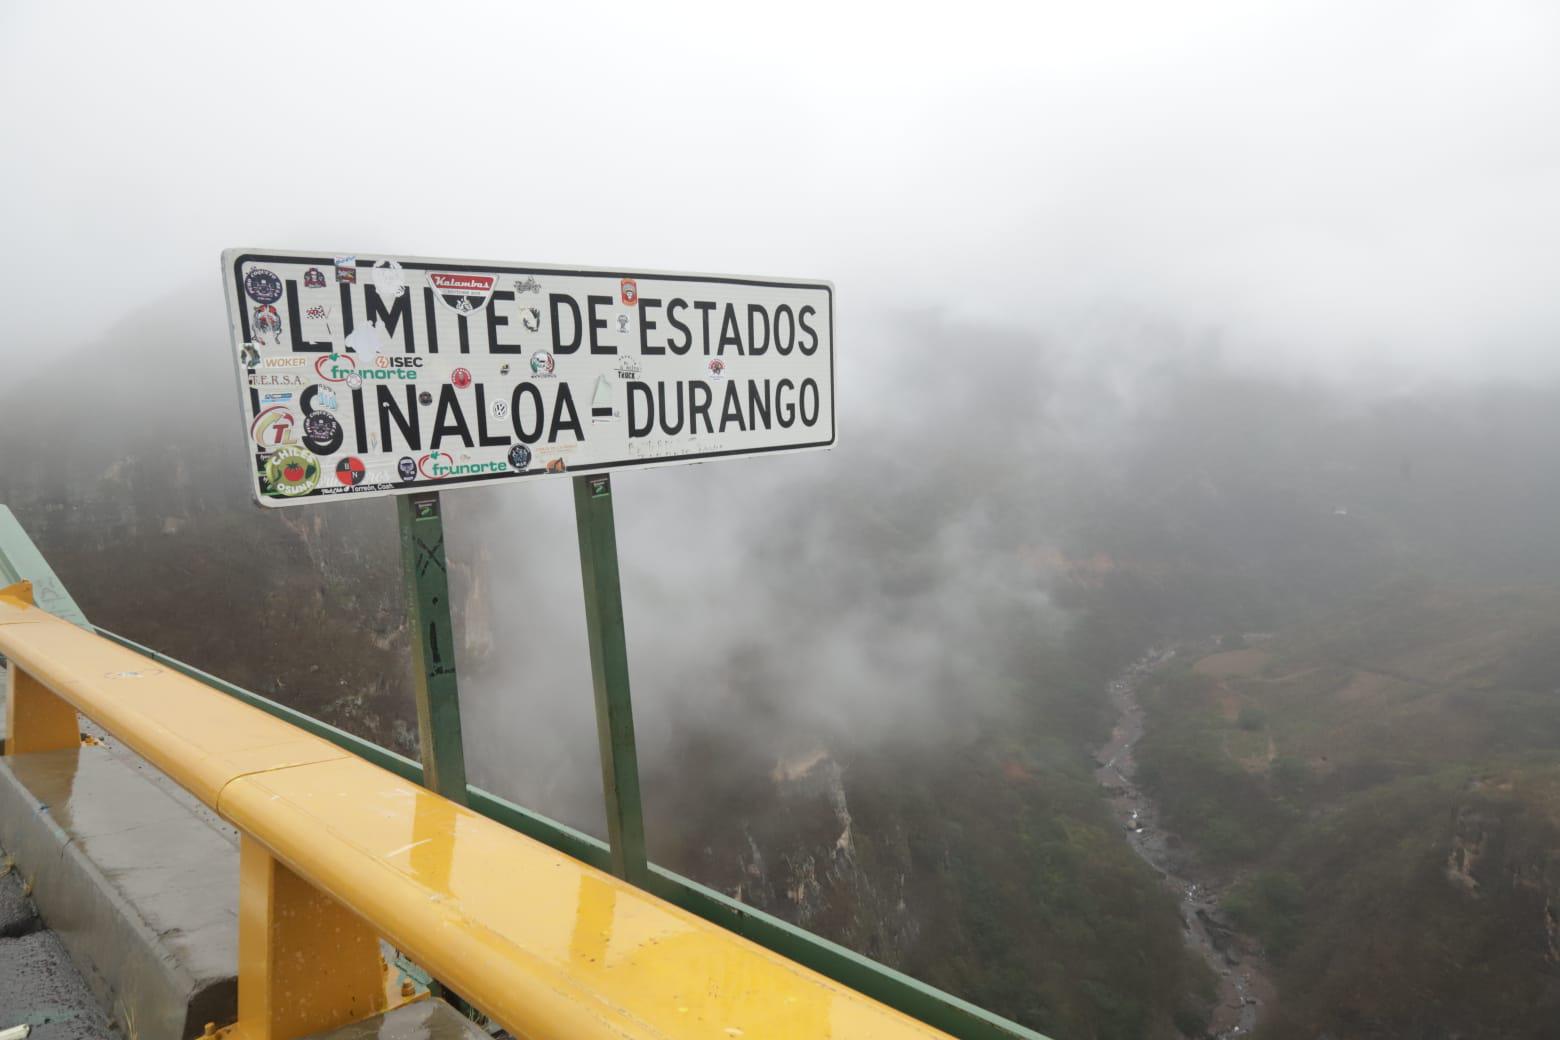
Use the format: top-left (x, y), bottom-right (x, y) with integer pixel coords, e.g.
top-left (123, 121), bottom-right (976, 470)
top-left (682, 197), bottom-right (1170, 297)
top-left (429, 272), bottom-right (495, 315)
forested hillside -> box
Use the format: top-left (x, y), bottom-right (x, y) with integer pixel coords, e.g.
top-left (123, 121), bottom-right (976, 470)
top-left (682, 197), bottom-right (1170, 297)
top-left (5, 301), bottom-right (1560, 1038)
top-left (1136, 587), bottom-right (1560, 1038)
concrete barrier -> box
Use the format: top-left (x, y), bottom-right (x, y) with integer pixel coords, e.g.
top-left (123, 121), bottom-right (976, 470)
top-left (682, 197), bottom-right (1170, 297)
top-left (0, 741), bottom-right (237, 1040)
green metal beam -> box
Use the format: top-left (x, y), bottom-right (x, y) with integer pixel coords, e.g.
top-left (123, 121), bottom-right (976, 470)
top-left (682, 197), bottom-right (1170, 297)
top-left (0, 505), bottom-right (91, 629)
top-left (396, 492), bottom-right (469, 806)
top-left (572, 473), bottom-right (649, 886)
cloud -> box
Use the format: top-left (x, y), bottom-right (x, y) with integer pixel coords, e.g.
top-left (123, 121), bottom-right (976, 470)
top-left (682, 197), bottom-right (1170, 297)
top-left (4, 1), bottom-right (1559, 382)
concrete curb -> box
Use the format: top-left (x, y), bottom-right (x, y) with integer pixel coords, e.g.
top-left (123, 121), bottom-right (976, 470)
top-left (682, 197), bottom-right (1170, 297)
top-left (0, 747), bottom-right (238, 1040)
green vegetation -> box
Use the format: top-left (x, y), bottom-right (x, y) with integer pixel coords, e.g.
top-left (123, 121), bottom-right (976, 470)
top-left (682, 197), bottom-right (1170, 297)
top-left (1134, 670), bottom-right (1299, 861)
top-left (1237, 704), bottom-right (1266, 731)
top-left (1223, 871), bottom-right (1303, 958)
top-left (1133, 583), bottom-right (1560, 1039)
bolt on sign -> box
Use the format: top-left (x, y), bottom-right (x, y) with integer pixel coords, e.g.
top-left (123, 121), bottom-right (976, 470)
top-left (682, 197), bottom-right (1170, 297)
top-left (220, 250), bottom-right (835, 507)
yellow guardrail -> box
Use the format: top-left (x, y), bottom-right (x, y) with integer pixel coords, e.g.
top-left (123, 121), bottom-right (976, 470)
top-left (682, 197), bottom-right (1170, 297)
top-left (0, 579), bottom-right (951, 1040)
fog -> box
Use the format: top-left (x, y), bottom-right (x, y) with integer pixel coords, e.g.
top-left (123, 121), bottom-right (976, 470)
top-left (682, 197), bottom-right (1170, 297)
top-left (5, 1), bottom-right (1560, 383)
top-left (8, 0), bottom-right (1560, 822)
top-left (448, 314), bottom-right (1082, 826)
top-left (11, 7), bottom-right (1560, 1035)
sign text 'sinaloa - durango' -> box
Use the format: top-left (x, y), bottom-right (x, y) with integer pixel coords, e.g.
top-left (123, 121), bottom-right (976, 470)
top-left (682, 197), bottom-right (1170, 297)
top-left (220, 250), bottom-right (835, 507)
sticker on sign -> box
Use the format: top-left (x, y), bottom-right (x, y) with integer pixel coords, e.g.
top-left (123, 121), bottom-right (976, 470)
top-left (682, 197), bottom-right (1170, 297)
top-left (220, 250), bottom-right (835, 507)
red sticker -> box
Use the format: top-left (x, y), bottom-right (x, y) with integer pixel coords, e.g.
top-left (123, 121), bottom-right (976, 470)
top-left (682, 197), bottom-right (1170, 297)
top-left (429, 272), bottom-right (496, 315)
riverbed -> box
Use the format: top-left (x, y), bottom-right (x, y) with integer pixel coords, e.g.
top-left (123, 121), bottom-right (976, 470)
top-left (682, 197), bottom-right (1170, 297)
top-left (1094, 647), bottom-right (1276, 1038)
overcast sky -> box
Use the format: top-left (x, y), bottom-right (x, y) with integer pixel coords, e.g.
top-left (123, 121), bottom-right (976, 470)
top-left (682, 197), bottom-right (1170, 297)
top-left (4, 0), bottom-right (1558, 383)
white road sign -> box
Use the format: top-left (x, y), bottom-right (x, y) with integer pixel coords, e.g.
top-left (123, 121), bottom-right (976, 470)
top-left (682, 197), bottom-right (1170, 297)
top-left (221, 250), bottom-right (835, 507)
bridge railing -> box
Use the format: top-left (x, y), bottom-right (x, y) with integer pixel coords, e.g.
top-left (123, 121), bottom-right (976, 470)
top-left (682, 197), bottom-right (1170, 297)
top-left (0, 579), bottom-right (1048, 1040)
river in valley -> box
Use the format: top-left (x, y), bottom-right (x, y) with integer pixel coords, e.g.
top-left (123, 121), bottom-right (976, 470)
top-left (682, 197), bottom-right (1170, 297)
top-left (1094, 647), bottom-right (1276, 1038)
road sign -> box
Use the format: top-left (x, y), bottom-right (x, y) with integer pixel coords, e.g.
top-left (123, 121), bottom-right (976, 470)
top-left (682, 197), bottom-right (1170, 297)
top-left (221, 250), bottom-right (835, 507)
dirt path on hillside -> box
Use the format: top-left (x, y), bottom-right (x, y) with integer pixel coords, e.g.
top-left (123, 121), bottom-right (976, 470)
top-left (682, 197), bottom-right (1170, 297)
top-left (1094, 648), bottom-right (1277, 1038)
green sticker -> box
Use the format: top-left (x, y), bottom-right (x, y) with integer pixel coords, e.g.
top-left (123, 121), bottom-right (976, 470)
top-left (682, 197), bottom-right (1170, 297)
top-left (263, 447), bottom-right (321, 497)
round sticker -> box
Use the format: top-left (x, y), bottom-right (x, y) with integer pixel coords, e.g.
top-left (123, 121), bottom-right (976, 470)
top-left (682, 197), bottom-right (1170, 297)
top-left (418, 390), bottom-right (433, 406)
top-left (335, 457), bottom-right (366, 486)
top-left (508, 444), bottom-right (532, 471)
top-left (264, 448), bottom-right (321, 497)
top-left (302, 411), bottom-right (343, 454)
top-left (452, 367), bottom-right (473, 389)
top-left (245, 268), bottom-right (284, 304)
top-left (529, 350), bottom-right (555, 375)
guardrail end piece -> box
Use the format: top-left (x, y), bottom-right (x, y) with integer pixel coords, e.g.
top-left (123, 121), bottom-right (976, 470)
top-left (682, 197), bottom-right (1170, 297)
top-left (0, 580), bottom-right (33, 607)
top-left (237, 836), bottom-right (388, 1040)
top-left (5, 665), bottom-right (80, 756)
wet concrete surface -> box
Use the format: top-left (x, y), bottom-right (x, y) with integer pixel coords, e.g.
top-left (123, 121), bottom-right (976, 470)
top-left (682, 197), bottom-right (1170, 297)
top-left (304, 1000), bottom-right (489, 1040)
top-left (1094, 647), bottom-right (1277, 1038)
top-left (0, 853), bottom-right (118, 1039)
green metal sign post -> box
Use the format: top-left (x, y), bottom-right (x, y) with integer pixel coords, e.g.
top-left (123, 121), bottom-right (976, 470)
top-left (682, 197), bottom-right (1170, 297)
top-left (572, 474), bottom-right (649, 885)
top-left (396, 492), bottom-right (469, 806)
top-left (393, 475), bottom-right (650, 886)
